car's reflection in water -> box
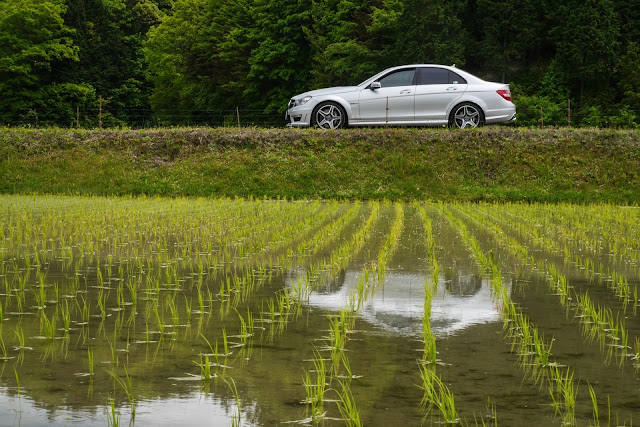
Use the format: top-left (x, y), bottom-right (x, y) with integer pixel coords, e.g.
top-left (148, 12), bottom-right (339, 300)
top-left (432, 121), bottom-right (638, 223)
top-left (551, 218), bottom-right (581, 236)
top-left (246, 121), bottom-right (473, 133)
top-left (286, 268), bottom-right (504, 337)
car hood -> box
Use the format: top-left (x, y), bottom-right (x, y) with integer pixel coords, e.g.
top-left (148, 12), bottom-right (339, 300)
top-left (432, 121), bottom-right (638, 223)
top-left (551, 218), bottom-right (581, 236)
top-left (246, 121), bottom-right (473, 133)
top-left (294, 86), bottom-right (359, 99)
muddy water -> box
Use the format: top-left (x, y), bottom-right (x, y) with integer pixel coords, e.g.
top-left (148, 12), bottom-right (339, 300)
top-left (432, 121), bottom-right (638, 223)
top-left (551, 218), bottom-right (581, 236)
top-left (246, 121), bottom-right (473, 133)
top-left (0, 198), bottom-right (639, 426)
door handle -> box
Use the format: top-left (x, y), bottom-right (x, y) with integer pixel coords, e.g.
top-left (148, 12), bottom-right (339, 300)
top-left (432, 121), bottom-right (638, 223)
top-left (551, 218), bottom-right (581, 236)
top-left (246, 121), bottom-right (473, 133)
top-left (446, 87), bottom-right (458, 91)
top-left (400, 89), bottom-right (412, 94)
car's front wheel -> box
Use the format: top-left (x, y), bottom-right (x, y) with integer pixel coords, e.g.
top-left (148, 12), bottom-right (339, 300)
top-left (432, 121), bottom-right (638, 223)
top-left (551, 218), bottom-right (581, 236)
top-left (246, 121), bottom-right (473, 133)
top-left (313, 102), bottom-right (347, 129)
top-left (450, 103), bottom-right (484, 128)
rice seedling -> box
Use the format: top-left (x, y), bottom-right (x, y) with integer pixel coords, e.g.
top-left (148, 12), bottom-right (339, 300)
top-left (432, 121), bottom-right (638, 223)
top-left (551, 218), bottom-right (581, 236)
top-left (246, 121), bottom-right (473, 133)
top-left (13, 325), bottom-right (26, 353)
top-left (97, 287), bottom-right (107, 320)
top-left (422, 317), bottom-right (438, 365)
top-left (0, 330), bottom-right (7, 361)
top-left (184, 296), bottom-right (192, 323)
top-left (548, 366), bottom-right (577, 426)
top-left (335, 379), bottom-right (362, 427)
top-left (32, 279), bottom-right (47, 310)
top-left (14, 367), bottom-right (20, 398)
top-left (109, 365), bottom-right (135, 415)
top-left (302, 346), bottom-right (328, 422)
top-left (196, 284), bottom-right (206, 314)
top-left (196, 354), bottom-right (215, 380)
top-left (327, 314), bottom-right (349, 376)
top-left (116, 283), bottom-right (125, 309)
top-left (418, 363), bottom-right (459, 425)
top-left (127, 278), bottom-right (138, 305)
top-left (167, 296), bottom-right (179, 329)
top-left (53, 282), bottom-right (59, 303)
top-left (588, 383), bottom-right (600, 427)
top-left (60, 299), bottom-right (71, 332)
top-left (15, 289), bottom-right (24, 313)
top-left (222, 328), bottom-right (229, 357)
top-left (106, 398), bottom-right (120, 427)
top-left (77, 295), bottom-right (90, 325)
top-left (88, 346), bottom-right (95, 378)
top-left (154, 305), bottom-right (165, 337)
top-left (476, 397), bottom-right (498, 427)
top-left (221, 374), bottom-right (242, 427)
top-left (40, 311), bottom-right (57, 341)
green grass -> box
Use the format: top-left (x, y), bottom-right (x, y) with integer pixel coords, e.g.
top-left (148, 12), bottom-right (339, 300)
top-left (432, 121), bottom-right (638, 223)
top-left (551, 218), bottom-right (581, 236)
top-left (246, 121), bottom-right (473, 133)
top-left (2, 127), bottom-right (640, 202)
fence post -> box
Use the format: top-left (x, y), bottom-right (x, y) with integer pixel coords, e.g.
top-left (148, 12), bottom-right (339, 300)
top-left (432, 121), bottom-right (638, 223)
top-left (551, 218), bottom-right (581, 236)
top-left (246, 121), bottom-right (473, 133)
top-left (385, 96), bottom-right (389, 129)
top-left (236, 107), bottom-right (240, 127)
top-left (99, 96), bottom-right (102, 129)
top-left (540, 106), bottom-right (544, 128)
top-left (76, 106), bottom-right (79, 129)
top-left (568, 99), bottom-right (571, 128)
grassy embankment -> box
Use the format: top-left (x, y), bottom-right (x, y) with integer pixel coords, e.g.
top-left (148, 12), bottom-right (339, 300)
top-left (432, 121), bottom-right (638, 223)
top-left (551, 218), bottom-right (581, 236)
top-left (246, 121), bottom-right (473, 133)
top-left (1, 127), bottom-right (639, 203)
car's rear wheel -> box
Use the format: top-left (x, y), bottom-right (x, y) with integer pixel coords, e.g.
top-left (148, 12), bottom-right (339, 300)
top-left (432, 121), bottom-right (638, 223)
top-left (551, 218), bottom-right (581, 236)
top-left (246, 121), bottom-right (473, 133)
top-left (450, 103), bottom-right (484, 128)
top-left (313, 102), bottom-right (347, 129)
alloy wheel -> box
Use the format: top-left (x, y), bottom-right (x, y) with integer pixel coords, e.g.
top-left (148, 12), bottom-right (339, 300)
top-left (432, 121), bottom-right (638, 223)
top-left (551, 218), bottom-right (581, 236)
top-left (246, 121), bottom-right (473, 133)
top-left (315, 104), bottom-right (344, 129)
top-left (453, 105), bottom-right (481, 128)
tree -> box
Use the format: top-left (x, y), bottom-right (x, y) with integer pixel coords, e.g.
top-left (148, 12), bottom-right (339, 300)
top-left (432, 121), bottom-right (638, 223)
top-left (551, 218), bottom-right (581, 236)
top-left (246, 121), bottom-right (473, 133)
top-left (552, 0), bottom-right (619, 106)
top-left (475, 0), bottom-right (544, 83)
top-left (144, 0), bottom-right (206, 124)
top-left (0, 0), bottom-right (79, 125)
top-left (306, 0), bottom-right (383, 88)
top-left (617, 41), bottom-right (640, 116)
top-left (394, 0), bottom-right (465, 67)
top-left (245, 0), bottom-right (313, 112)
top-left (63, 0), bottom-right (158, 126)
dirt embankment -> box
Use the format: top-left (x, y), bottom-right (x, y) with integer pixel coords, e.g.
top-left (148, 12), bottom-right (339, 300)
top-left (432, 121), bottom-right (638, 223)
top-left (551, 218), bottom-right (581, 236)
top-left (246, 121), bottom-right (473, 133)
top-left (1, 127), bottom-right (639, 202)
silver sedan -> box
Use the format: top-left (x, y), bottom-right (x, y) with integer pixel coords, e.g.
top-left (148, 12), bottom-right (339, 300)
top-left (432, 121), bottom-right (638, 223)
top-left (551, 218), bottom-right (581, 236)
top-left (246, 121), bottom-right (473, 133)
top-left (285, 64), bottom-right (516, 129)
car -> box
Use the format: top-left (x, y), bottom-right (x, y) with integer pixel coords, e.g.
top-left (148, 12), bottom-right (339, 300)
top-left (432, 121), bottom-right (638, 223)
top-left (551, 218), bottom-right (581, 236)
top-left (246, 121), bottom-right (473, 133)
top-left (285, 64), bottom-right (516, 129)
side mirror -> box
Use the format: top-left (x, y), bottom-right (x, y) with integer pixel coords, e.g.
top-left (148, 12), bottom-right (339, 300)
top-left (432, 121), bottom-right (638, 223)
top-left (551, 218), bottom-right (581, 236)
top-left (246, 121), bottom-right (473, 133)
top-left (370, 82), bottom-right (381, 90)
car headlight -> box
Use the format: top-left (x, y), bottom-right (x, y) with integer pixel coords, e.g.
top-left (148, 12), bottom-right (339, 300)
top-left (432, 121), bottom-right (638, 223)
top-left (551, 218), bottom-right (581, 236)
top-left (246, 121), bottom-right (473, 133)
top-left (296, 96), bottom-right (312, 106)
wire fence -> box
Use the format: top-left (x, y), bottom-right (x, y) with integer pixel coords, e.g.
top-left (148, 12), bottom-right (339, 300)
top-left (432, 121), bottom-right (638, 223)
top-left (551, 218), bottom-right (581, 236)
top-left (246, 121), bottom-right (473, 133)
top-left (1, 102), bottom-right (639, 129)
top-left (0, 108), bottom-right (287, 129)
top-left (515, 103), bottom-right (639, 129)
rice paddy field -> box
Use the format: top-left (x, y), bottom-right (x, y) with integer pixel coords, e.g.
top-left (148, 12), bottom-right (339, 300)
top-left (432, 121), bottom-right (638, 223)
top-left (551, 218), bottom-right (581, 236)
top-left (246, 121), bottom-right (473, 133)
top-left (0, 194), bottom-right (639, 426)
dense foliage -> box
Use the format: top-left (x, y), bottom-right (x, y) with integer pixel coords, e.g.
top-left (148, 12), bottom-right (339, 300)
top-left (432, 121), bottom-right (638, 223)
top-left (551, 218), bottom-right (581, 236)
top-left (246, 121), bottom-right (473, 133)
top-left (1, 0), bottom-right (639, 127)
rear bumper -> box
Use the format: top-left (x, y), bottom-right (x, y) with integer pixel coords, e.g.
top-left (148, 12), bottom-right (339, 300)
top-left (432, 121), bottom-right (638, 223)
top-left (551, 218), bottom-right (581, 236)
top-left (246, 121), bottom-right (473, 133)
top-left (484, 106), bottom-right (517, 124)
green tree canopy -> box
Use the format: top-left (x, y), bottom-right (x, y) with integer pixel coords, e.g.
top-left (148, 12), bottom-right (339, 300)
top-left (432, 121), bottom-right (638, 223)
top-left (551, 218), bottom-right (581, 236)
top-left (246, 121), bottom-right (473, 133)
top-left (0, 0), bottom-right (78, 125)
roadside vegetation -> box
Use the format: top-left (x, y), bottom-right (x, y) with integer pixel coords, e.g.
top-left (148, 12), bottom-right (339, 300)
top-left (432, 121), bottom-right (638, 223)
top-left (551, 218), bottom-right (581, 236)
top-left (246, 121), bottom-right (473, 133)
top-left (2, 0), bottom-right (639, 129)
top-left (2, 127), bottom-right (640, 203)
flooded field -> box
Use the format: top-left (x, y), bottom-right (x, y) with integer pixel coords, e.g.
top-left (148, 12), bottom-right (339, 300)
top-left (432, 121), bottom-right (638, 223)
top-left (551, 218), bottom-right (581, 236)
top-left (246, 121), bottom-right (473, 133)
top-left (0, 195), bottom-right (639, 426)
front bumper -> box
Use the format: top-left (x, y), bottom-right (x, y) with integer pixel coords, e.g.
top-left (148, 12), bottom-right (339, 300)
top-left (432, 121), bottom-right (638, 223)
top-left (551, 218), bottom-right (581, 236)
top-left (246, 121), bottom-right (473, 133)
top-left (285, 105), bottom-right (314, 127)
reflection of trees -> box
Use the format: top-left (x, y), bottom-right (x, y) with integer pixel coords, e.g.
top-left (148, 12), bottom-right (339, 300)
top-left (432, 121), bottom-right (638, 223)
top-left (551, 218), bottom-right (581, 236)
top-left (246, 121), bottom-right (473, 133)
top-left (444, 269), bottom-right (482, 296)
top-left (285, 268), bottom-right (346, 295)
top-left (315, 268), bottom-right (346, 294)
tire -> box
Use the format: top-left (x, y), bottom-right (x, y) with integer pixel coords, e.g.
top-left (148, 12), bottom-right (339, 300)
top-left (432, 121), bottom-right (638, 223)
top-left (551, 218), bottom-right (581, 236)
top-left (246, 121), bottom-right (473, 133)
top-left (449, 102), bottom-right (484, 128)
top-left (312, 102), bottom-right (347, 129)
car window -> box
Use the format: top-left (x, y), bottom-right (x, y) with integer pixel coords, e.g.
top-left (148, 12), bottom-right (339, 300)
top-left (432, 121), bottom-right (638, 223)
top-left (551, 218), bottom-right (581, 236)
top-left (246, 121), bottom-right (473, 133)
top-left (377, 69), bottom-right (416, 87)
top-left (448, 71), bottom-right (467, 85)
top-left (418, 68), bottom-right (448, 85)
top-left (418, 68), bottom-right (467, 85)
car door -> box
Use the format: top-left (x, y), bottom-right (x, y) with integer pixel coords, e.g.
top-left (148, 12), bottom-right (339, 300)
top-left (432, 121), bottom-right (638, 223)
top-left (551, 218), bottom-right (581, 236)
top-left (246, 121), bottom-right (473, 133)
top-left (414, 67), bottom-right (467, 122)
top-left (358, 68), bottom-right (416, 122)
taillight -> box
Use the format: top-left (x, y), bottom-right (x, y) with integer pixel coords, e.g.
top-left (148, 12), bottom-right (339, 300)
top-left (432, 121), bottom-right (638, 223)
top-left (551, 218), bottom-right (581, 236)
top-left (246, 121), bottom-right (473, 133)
top-left (497, 89), bottom-right (512, 101)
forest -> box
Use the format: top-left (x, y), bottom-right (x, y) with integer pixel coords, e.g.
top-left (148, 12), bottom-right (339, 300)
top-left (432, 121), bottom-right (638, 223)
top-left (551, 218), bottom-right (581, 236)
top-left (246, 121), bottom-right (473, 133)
top-left (1, 0), bottom-right (639, 128)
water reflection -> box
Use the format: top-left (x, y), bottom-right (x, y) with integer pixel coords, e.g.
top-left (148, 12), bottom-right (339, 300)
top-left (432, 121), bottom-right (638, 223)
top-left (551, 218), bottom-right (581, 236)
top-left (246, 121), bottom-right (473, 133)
top-left (0, 387), bottom-right (254, 427)
top-left (288, 269), bottom-right (503, 337)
